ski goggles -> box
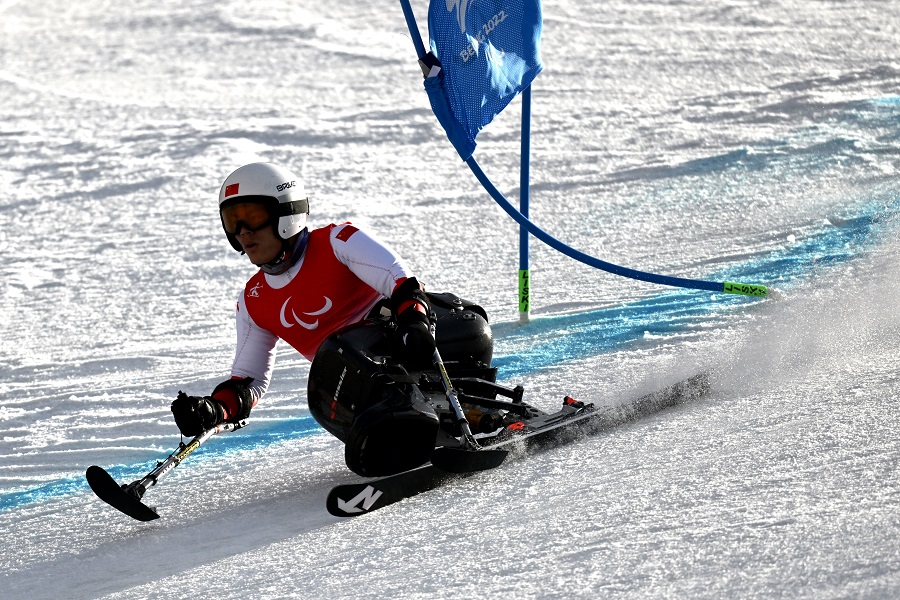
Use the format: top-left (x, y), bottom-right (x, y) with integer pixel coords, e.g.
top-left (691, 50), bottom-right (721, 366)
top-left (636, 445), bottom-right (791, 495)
top-left (221, 202), bottom-right (273, 235)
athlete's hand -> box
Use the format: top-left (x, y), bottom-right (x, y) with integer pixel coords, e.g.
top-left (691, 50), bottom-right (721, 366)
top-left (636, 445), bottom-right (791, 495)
top-left (171, 392), bottom-right (225, 437)
top-left (397, 308), bottom-right (436, 370)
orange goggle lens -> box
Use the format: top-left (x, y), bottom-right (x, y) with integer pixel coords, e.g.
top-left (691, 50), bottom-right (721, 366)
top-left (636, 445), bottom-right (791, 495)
top-left (221, 203), bottom-right (273, 235)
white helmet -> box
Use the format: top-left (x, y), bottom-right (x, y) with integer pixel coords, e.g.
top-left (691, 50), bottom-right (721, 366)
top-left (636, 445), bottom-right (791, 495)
top-left (218, 162), bottom-right (309, 252)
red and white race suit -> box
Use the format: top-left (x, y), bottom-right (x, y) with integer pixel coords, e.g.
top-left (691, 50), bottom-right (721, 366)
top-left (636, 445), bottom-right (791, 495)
top-left (228, 223), bottom-right (414, 402)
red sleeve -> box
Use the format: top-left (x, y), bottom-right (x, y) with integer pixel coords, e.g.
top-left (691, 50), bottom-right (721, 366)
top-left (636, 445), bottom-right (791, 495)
top-left (212, 377), bottom-right (257, 420)
top-left (392, 278), bottom-right (427, 315)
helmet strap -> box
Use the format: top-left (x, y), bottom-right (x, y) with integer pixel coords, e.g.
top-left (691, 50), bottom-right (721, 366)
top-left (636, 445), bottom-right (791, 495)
top-left (260, 227), bottom-right (310, 275)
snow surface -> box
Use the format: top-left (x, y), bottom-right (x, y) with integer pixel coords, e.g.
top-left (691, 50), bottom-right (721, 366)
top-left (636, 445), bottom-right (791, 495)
top-left (2, 0), bottom-right (900, 598)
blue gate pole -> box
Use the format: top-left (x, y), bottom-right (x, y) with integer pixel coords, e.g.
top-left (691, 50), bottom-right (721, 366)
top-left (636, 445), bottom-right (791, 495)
top-left (519, 85), bottom-right (533, 323)
top-left (396, 0), bottom-right (772, 301)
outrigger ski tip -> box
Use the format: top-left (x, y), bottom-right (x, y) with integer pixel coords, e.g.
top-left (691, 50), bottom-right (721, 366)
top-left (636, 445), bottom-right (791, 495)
top-left (85, 465), bottom-right (160, 522)
top-left (86, 420), bottom-right (247, 522)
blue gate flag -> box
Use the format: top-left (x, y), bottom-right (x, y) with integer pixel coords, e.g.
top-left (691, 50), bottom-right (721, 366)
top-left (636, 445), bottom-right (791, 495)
top-left (426, 0), bottom-right (543, 160)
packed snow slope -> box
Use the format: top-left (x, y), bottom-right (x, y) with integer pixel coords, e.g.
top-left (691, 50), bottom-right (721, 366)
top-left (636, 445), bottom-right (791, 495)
top-left (1, 0), bottom-right (899, 598)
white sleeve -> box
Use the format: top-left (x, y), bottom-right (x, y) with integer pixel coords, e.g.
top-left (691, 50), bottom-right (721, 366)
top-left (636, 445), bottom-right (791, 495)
top-left (330, 224), bottom-right (415, 297)
top-left (230, 290), bottom-right (278, 402)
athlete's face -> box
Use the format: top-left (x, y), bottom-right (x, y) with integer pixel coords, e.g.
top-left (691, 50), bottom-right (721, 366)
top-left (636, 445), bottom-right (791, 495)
top-left (239, 223), bottom-right (283, 265)
top-left (221, 202), bottom-right (283, 265)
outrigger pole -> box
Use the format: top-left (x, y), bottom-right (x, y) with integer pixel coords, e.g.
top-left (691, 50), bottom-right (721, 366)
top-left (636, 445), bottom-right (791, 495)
top-left (86, 420), bottom-right (248, 521)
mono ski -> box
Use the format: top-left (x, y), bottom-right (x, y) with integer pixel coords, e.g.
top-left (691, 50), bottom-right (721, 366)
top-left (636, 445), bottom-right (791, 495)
top-left (326, 372), bottom-right (710, 517)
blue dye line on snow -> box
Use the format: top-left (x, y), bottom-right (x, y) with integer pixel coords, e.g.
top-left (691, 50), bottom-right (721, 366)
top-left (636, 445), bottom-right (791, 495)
top-left (0, 416), bottom-right (322, 514)
top-left (872, 95), bottom-right (900, 107)
top-left (493, 204), bottom-right (895, 379)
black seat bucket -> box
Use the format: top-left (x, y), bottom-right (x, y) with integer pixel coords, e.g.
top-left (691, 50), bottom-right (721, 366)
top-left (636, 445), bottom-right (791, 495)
top-left (343, 383), bottom-right (439, 477)
top-left (307, 291), bottom-right (495, 475)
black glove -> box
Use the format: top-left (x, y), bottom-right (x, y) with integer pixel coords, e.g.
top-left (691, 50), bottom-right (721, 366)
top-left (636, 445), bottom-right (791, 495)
top-left (397, 308), bottom-right (437, 370)
top-left (390, 278), bottom-right (436, 370)
top-left (171, 392), bottom-right (225, 437)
